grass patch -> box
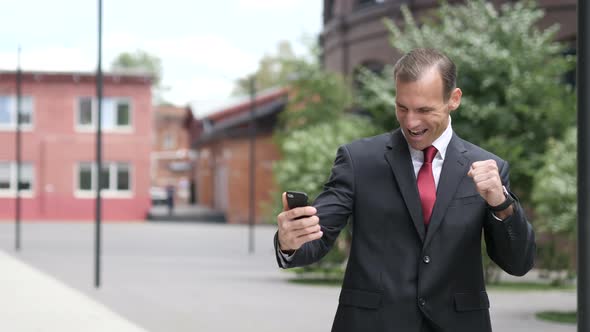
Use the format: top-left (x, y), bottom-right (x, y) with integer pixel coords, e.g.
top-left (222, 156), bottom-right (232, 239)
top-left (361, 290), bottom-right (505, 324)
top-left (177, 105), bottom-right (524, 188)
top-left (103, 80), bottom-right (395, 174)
top-left (486, 281), bottom-right (575, 291)
top-left (288, 277), bottom-right (343, 287)
top-left (536, 311), bottom-right (576, 324)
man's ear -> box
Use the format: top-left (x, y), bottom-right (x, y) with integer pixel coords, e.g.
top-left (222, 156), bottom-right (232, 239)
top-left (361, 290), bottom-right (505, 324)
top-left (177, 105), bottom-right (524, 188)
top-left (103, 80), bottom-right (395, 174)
top-left (449, 88), bottom-right (462, 111)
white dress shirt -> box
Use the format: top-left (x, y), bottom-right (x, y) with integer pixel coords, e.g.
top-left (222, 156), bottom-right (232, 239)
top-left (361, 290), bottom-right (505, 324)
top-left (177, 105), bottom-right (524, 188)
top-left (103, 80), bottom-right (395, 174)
top-left (405, 117), bottom-right (453, 188)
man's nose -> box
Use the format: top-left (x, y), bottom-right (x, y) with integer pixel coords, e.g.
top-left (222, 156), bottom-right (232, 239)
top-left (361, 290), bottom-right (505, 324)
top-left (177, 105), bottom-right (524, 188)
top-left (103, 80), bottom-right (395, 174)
top-left (404, 111), bottom-right (421, 128)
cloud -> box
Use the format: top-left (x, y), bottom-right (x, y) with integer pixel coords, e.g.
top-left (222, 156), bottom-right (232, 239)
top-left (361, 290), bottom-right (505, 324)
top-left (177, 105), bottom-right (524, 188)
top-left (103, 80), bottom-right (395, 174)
top-left (163, 76), bottom-right (235, 109)
top-left (143, 35), bottom-right (259, 76)
top-left (236, 0), bottom-right (300, 11)
top-left (100, 32), bottom-right (259, 104)
top-left (103, 32), bottom-right (258, 88)
top-left (0, 47), bottom-right (94, 72)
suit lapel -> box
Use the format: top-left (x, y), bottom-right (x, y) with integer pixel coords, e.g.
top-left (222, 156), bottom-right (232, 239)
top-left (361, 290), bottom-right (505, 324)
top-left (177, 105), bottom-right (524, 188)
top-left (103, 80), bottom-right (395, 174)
top-left (424, 133), bottom-right (470, 248)
top-left (384, 129), bottom-right (425, 242)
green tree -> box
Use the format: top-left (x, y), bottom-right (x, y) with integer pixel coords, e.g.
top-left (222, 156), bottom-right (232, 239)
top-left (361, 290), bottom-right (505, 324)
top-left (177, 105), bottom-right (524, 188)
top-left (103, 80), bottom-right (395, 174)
top-left (532, 127), bottom-right (576, 235)
top-left (268, 42), bottom-right (380, 276)
top-left (358, 0), bottom-right (576, 201)
top-left (111, 50), bottom-right (167, 104)
top-left (274, 116), bottom-right (379, 204)
top-left (532, 127), bottom-right (576, 283)
top-left (272, 116), bottom-right (379, 275)
top-left (277, 55), bottom-right (352, 130)
top-left (233, 41), bottom-right (299, 96)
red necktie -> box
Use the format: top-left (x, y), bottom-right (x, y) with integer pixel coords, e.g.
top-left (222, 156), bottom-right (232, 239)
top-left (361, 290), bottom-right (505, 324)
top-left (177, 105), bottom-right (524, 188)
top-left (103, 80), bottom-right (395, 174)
top-left (417, 146), bottom-right (438, 226)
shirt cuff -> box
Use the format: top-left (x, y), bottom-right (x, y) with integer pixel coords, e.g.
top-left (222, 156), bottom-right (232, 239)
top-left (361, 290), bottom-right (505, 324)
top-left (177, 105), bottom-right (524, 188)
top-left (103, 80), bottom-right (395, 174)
top-left (491, 212), bottom-right (503, 222)
top-left (275, 235), bottom-right (295, 266)
top-left (279, 248), bottom-right (295, 262)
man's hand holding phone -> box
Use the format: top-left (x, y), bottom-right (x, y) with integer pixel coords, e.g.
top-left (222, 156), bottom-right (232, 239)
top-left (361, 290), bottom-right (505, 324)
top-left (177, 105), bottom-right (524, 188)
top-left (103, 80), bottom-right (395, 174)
top-left (277, 191), bottom-right (323, 253)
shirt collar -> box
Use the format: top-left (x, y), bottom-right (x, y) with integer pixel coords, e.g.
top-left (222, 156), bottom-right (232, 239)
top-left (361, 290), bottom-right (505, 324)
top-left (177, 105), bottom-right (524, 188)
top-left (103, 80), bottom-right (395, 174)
top-left (405, 116), bottom-right (453, 162)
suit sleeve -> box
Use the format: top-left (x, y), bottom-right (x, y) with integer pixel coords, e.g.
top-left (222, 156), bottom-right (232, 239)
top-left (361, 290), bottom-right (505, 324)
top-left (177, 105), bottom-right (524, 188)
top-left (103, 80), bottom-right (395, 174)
top-left (483, 160), bottom-right (536, 276)
top-left (274, 145), bottom-right (355, 269)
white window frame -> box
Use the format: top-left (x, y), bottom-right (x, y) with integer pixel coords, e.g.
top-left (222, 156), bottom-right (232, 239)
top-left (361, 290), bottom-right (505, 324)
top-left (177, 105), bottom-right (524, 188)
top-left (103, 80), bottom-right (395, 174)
top-left (0, 95), bottom-right (35, 131)
top-left (74, 162), bottom-right (133, 199)
top-left (74, 97), bottom-right (133, 133)
top-left (0, 161), bottom-right (35, 198)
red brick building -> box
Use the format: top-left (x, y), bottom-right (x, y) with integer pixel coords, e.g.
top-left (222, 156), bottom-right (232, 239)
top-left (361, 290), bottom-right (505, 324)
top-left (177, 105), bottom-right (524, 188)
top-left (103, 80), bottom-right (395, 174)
top-left (151, 105), bottom-right (197, 205)
top-left (193, 88), bottom-right (287, 224)
top-left (0, 71), bottom-right (152, 221)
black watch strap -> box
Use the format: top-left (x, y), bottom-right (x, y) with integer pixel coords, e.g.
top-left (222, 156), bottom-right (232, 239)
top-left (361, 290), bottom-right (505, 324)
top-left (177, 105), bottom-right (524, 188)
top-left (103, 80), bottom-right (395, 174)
top-left (488, 186), bottom-right (515, 212)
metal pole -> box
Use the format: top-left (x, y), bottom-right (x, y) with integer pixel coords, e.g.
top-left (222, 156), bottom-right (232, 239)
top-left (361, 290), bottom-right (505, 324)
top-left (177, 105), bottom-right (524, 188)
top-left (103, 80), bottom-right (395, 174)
top-left (248, 76), bottom-right (257, 254)
top-left (95, 0), bottom-right (103, 288)
top-left (578, 0), bottom-right (589, 330)
top-left (15, 46), bottom-right (22, 252)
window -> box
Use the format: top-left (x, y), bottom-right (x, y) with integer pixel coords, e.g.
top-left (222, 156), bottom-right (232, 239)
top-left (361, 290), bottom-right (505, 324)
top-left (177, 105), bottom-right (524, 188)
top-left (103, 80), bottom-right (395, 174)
top-left (357, 0), bottom-right (385, 7)
top-left (324, 0), bottom-right (335, 22)
top-left (162, 132), bottom-right (176, 149)
top-left (78, 163), bottom-right (92, 191)
top-left (0, 96), bottom-right (34, 129)
top-left (78, 97), bottom-right (93, 126)
top-left (116, 164), bottom-right (130, 190)
top-left (76, 97), bottom-right (132, 131)
top-left (0, 162), bottom-right (34, 194)
top-left (18, 164), bottom-right (33, 190)
top-left (76, 162), bottom-right (131, 194)
top-left (0, 163), bottom-right (10, 189)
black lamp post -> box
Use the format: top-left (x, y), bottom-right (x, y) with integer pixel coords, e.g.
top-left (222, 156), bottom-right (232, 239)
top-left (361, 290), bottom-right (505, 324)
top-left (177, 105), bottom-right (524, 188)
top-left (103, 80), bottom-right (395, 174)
top-left (248, 76), bottom-right (257, 254)
top-left (95, 0), bottom-right (104, 288)
top-left (578, 1), bottom-right (589, 330)
top-left (15, 46), bottom-right (22, 252)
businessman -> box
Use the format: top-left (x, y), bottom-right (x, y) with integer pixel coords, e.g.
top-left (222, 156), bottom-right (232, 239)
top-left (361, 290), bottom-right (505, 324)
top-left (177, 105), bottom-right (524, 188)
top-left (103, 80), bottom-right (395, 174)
top-left (274, 48), bottom-right (535, 332)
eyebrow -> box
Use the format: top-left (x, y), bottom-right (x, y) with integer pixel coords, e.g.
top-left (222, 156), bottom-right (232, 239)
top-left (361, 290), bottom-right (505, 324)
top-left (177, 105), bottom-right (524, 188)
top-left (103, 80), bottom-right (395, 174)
top-left (418, 107), bottom-right (435, 112)
top-left (396, 102), bottom-right (435, 112)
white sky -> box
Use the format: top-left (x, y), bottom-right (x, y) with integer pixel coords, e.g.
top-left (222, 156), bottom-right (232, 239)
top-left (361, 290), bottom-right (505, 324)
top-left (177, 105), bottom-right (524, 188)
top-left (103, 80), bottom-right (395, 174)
top-left (0, 0), bottom-right (322, 111)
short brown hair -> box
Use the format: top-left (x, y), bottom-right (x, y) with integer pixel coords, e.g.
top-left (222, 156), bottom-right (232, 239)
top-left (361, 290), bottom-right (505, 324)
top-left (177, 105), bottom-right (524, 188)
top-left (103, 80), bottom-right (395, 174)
top-left (393, 48), bottom-right (457, 101)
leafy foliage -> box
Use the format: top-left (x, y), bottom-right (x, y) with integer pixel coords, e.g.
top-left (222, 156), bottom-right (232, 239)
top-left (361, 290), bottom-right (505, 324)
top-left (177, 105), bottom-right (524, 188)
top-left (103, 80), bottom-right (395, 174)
top-left (530, 126), bottom-right (575, 282)
top-left (267, 41), bottom-right (379, 272)
top-left (532, 127), bottom-right (576, 235)
top-left (278, 61), bottom-right (351, 131)
top-left (271, 115), bottom-right (379, 272)
top-left (111, 50), bottom-right (163, 85)
top-left (233, 41), bottom-right (299, 96)
top-left (358, 0), bottom-right (576, 200)
top-left (111, 50), bottom-right (168, 104)
top-left (273, 115), bottom-right (379, 204)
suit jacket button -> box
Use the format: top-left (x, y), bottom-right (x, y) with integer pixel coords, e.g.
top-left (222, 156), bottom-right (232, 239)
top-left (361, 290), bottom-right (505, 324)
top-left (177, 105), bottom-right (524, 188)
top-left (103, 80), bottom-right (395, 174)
top-left (418, 298), bottom-right (426, 306)
top-left (423, 255), bottom-right (431, 264)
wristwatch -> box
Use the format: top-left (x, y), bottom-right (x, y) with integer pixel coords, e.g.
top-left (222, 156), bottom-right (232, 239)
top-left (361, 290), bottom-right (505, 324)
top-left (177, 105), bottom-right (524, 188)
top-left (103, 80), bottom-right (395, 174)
top-left (488, 186), bottom-right (515, 212)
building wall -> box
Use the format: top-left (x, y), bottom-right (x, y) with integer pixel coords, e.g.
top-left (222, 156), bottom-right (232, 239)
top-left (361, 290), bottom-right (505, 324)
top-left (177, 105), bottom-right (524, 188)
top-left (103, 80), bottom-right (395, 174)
top-left (0, 75), bottom-right (152, 221)
top-left (322, 0), bottom-right (577, 77)
top-left (151, 106), bottom-right (194, 205)
top-left (197, 134), bottom-right (281, 224)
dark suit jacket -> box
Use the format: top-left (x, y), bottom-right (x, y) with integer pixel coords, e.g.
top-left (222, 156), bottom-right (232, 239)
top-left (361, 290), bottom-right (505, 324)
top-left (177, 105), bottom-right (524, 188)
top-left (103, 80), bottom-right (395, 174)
top-left (274, 129), bottom-right (536, 332)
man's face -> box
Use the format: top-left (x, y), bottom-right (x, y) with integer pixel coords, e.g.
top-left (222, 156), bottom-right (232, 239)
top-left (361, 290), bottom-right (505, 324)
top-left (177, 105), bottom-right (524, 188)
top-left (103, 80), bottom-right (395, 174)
top-left (395, 67), bottom-right (462, 151)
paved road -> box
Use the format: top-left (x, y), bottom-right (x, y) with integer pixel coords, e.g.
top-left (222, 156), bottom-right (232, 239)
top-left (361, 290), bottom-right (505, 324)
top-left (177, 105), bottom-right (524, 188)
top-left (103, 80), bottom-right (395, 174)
top-left (0, 221), bottom-right (576, 332)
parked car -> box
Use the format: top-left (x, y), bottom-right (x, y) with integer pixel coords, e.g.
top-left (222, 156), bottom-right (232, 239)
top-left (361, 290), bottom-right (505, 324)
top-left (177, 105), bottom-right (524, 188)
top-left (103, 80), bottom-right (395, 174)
top-left (150, 187), bottom-right (168, 206)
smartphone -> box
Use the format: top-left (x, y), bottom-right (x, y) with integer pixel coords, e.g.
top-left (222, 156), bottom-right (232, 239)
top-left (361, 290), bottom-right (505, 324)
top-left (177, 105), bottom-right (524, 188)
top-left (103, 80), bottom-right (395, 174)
top-left (286, 191), bottom-right (309, 209)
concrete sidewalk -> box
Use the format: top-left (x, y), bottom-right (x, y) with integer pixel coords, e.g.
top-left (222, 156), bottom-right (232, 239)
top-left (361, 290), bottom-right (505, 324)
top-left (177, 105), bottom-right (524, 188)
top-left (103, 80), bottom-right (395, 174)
top-left (0, 222), bottom-right (577, 332)
top-left (0, 250), bottom-right (147, 332)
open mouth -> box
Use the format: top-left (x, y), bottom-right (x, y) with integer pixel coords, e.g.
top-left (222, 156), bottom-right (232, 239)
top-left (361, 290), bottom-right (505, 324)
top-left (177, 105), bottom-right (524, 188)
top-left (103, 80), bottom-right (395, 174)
top-left (408, 129), bottom-right (428, 137)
